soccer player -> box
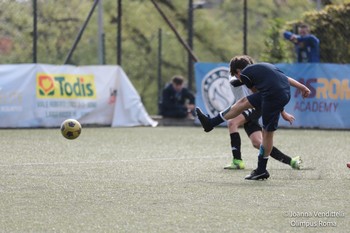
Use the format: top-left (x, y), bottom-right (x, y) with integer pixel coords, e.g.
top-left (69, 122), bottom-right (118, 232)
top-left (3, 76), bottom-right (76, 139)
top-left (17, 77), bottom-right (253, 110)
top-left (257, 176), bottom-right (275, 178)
top-left (224, 74), bottom-right (302, 170)
top-left (196, 55), bottom-right (310, 180)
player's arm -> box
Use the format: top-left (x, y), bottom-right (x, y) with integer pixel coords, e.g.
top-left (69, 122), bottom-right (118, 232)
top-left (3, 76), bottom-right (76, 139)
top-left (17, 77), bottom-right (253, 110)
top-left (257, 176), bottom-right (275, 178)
top-left (287, 77), bottom-right (311, 98)
top-left (281, 110), bottom-right (295, 125)
top-left (230, 79), bottom-right (244, 87)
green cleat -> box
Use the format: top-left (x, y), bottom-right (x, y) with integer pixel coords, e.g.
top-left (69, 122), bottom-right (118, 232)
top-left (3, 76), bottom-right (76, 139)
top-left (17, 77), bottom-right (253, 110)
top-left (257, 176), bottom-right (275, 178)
top-left (290, 156), bottom-right (302, 170)
top-left (224, 159), bottom-right (245, 170)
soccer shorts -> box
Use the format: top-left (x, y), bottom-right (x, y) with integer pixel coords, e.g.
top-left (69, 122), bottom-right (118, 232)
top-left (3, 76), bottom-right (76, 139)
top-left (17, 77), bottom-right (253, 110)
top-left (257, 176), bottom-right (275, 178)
top-left (242, 109), bottom-right (262, 137)
top-left (247, 91), bottom-right (290, 132)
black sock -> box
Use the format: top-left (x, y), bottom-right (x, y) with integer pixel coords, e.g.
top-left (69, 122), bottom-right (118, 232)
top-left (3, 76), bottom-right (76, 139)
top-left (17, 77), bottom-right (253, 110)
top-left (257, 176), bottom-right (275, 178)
top-left (230, 132), bottom-right (242, 160)
top-left (210, 114), bottom-right (224, 127)
top-left (270, 147), bottom-right (291, 165)
top-left (257, 156), bottom-right (268, 172)
top-left (257, 145), bottom-right (268, 172)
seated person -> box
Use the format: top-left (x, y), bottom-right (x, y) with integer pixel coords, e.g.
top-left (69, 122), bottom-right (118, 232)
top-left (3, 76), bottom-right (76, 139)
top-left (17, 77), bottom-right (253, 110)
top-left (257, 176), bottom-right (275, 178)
top-left (160, 75), bottom-right (195, 119)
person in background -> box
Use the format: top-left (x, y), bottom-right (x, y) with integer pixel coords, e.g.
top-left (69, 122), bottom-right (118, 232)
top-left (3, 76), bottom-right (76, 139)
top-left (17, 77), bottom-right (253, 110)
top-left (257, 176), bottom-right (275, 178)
top-left (284, 23), bottom-right (320, 63)
top-left (160, 75), bottom-right (195, 119)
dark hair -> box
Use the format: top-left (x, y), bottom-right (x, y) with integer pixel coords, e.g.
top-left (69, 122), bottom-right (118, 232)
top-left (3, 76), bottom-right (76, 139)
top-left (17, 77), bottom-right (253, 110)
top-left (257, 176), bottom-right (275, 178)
top-left (298, 23), bottom-right (309, 29)
top-left (171, 75), bottom-right (184, 85)
top-left (229, 55), bottom-right (254, 76)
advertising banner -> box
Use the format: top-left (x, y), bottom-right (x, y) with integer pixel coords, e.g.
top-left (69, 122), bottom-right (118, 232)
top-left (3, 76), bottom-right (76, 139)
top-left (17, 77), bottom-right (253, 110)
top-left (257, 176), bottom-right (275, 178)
top-left (195, 62), bottom-right (350, 129)
top-left (0, 64), bottom-right (157, 128)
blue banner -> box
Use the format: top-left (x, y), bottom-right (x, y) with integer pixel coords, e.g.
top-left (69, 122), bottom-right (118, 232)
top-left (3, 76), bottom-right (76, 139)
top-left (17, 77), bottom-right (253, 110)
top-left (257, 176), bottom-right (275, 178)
top-left (195, 62), bottom-right (350, 129)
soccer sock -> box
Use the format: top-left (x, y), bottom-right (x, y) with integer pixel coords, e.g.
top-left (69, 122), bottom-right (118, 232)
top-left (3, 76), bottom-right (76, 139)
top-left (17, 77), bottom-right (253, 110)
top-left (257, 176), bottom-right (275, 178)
top-left (209, 107), bottom-right (229, 127)
top-left (230, 132), bottom-right (242, 160)
top-left (270, 147), bottom-right (292, 165)
top-left (257, 145), bottom-right (268, 172)
top-left (209, 114), bottom-right (224, 127)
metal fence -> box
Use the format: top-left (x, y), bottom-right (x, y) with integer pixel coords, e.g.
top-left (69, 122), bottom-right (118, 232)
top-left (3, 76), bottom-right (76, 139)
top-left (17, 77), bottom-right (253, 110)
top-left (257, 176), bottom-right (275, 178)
top-left (0, 0), bottom-right (115, 65)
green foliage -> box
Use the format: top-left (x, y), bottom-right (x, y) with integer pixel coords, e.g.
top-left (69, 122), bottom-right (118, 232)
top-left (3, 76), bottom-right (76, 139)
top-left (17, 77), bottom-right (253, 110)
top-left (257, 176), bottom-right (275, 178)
top-left (303, 3), bottom-right (350, 63)
top-left (260, 18), bottom-right (292, 63)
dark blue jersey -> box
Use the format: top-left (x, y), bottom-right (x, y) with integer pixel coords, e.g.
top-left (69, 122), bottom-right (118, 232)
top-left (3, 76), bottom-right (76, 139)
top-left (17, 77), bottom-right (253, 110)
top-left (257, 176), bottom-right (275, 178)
top-left (240, 63), bottom-right (291, 131)
top-left (240, 63), bottom-right (290, 98)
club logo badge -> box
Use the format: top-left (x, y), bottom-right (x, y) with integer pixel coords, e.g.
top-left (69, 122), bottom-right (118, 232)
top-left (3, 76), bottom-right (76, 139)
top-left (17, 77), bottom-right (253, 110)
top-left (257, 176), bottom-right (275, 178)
top-left (201, 67), bottom-right (236, 116)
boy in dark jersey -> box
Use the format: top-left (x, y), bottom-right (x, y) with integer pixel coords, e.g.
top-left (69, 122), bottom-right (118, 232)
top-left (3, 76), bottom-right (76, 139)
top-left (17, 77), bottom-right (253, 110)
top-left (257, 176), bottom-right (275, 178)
top-left (225, 76), bottom-right (302, 171)
top-left (196, 55), bottom-right (310, 180)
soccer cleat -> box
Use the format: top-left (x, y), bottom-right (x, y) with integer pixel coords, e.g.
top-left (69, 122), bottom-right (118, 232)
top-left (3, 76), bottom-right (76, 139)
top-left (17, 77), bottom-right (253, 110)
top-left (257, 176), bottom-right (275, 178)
top-left (290, 156), bottom-right (302, 170)
top-left (195, 107), bottom-right (213, 132)
top-left (224, 159), bottom-right (245, 170)
top-left (245, 169), bottom-right (270, 180)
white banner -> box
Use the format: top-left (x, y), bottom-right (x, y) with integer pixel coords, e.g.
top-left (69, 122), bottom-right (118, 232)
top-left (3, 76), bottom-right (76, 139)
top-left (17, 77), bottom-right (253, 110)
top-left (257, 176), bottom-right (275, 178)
top-left (0, 64), bottom-right (157, 128)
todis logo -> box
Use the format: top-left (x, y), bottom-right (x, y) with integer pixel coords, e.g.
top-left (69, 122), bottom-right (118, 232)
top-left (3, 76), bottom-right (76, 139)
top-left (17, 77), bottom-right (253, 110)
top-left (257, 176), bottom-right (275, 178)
top-left (36, 73), bottom-right (97, 99)
top-left (201, 67), bottom-right (236, 116)
top-left (38, 75), bottom-right (55, 96)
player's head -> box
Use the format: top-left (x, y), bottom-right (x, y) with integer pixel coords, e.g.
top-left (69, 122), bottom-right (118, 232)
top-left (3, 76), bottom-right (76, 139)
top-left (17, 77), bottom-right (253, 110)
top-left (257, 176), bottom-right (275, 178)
top-left (171, 75), bottom-right (185, 92)
top-left (298, 23), bottom-right (310, 36)
top-left (229, 55), bottom-right (254, 78)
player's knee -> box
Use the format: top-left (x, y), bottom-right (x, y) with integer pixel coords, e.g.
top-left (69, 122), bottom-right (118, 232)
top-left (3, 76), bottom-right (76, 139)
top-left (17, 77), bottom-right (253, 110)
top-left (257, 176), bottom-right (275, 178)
top-left (252, 141), bottom-right (260, 149)
top-left (228, 119), bottom-right (237, 127)
top-left (228, 119), bottom-right (239, 131)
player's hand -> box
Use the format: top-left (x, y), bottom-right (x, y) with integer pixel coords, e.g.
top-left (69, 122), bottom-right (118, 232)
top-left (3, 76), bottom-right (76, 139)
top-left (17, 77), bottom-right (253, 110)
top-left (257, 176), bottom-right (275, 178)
top-left (281, 110), bottom-right (295, 125)
top-left (301, 86), bottom-right (311, 99)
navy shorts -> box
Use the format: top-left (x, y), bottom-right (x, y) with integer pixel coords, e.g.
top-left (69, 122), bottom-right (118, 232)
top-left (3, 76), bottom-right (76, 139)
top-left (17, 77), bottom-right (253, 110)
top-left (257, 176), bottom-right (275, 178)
top-left (247, 91), bottom-right (290, 131)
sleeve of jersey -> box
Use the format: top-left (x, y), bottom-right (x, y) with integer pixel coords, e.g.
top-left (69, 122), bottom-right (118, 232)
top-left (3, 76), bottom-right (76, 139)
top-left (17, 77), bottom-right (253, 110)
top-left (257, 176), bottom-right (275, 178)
top-left (283, 31), bottom-right (293, 40)
top-left (297, 35), bottom-right (319, 46)
top-left (240, 72), bottom-right (253, 89)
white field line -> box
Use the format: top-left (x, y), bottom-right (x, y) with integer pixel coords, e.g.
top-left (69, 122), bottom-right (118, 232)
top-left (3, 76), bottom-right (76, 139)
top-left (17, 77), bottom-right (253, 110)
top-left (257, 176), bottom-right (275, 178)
top-left (0, 156), bottom-right (227, 168)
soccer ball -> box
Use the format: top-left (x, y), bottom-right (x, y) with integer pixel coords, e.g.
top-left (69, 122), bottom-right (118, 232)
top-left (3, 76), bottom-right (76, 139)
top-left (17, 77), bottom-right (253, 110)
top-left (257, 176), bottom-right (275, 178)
top-left (60, 119), bottom-right (82, 140)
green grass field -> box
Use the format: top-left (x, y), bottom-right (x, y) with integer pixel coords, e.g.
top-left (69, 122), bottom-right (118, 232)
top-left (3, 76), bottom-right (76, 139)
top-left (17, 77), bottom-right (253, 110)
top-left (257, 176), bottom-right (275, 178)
top-left (0, 126), bottom-right (349, 232)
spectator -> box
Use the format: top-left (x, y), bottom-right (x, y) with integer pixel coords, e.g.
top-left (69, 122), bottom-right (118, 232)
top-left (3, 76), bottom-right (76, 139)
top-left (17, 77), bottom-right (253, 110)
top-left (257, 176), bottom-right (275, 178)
top-left (159, 75), bottom-right (195, 119)
top-left (284, 23), bottom-right (320, 63)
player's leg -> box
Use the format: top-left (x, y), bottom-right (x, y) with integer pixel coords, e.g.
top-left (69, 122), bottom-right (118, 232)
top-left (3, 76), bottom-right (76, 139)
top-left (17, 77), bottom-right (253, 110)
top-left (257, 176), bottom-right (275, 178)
top-left (271, 147), bottom-right (302, 169)
top-left (245, 95), bottom-right (276, 180)
top-left (244, 121), bottom-right (301, 169)
top-left (196, 97), bottom-right (253, 132)
top-left (224, 114), bottom-right (247, 170)
top-left (244, 109), bottom-right (301, 169)
top-left (244, 129), bottom-right (273, 180)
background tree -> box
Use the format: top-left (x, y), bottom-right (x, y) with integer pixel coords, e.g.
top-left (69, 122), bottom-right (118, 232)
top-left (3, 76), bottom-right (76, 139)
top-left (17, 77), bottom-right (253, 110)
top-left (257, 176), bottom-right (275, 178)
top-left (260, 18), bottom-right (292, 63)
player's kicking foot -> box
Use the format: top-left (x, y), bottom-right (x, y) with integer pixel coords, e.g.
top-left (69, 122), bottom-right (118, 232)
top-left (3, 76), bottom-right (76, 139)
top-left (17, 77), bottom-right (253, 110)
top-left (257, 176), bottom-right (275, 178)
top-left (196, 107), bottom-right (213, 132)
top-left (290, 156), bottom-right (302, 170)
top-left (245, 169), bottom-right (270, 180)
top-left (224, 159), bottom-right (245, 170)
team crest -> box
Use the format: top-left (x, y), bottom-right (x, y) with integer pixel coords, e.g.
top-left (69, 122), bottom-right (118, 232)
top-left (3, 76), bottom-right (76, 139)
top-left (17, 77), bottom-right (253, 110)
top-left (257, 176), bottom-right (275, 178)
top-left (201, 67), bottom-right (236, 116)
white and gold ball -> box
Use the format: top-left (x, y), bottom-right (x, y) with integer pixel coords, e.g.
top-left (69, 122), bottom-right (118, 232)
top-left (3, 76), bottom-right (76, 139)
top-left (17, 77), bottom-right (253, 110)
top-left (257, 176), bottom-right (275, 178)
top-left (60, 119), bottom-right (82, 140)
